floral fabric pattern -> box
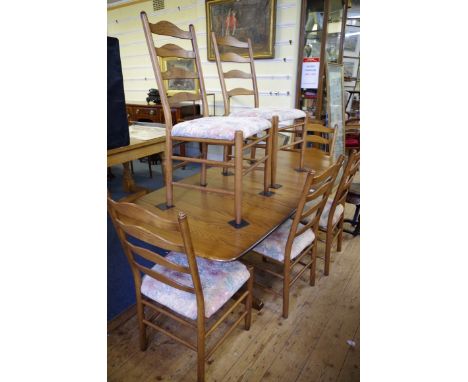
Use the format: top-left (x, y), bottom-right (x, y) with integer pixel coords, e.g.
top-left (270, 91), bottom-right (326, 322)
top-left (171, 116), bottom-right (271, 141)
top-left (253, 219), bottom-right (315, 262)
top-left (229, 107), bottom-right (306, 122)
top-left (141, 252), bottom-right (250, 320)
top-left (302, 198), bottom-right (344, 228)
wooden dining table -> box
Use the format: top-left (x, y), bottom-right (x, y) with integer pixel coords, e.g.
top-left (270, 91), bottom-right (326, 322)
top-left (135, 149), bottom-right (334, 262)
top-left (107, 123), bottom-right (166, 192)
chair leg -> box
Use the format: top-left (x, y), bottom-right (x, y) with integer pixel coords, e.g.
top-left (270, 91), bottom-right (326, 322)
top-left (130, 161), bottom-right (134, 175)
top-left (282, 260), bottom-right (290, 319)
top-left (136, 296), bottom-right (147, 351)
top-left (250, 134), bottom-right (257, 163)
top-left (232, 131), bottom-right (244, 227)
top-left (324, 228), bottom-right (333, 276)
top-left (180, 143), bottom-right (186, 170)
top-left (299, 120), bottom-right (306, 170)
top-left (270, 116), bottom-right (281, 188)
top-left (245, 266), bottom-right (254, 330)
top-left (147, 156), bottom-right (152, 178)
top-left (161, 138), bottom-right (173, 209)
top-left (222, 144), bottom-right (229, 175)
top-left (196, 316), bottom-right (206, 382)
top-left (261, 127), bottom-right (273, 196)
top-left (310, 242), bottom-right (317, 286)
top-left (200, 143), bottom-right (208, 187)
top-left (337, 215), bottom-right (344, 252)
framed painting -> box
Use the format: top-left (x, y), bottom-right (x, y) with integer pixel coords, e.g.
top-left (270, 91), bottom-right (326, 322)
top-left (326, 63), bottom-right (345, 162)
top-left (160, 57), bottom-right (199, 96)
top-left (206, 0), bottom-right (277, 61)
top-left (343, 26), bottom-right (360, 57)
top-left (343, 57), bottom-right (358, 80)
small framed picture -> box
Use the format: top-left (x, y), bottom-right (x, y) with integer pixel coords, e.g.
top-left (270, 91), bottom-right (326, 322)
top-left (343, 26), bottom-right (360, 57)
top-left (343, 57), bottom-right (358, 80)
top-left (159, 57), bottom-right (199, 96)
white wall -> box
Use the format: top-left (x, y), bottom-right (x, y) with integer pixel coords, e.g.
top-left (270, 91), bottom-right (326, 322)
top-left (107, 0), bottom-right (302, 115)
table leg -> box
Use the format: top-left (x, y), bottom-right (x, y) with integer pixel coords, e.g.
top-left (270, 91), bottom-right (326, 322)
top-left (122, 162), bottom-right (136, 192)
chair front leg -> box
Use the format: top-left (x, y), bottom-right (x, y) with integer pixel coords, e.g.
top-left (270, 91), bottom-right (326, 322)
top-left (200, 142), bottom-right (208, 187)
top-left (261, 127), bottom-right (273, 196)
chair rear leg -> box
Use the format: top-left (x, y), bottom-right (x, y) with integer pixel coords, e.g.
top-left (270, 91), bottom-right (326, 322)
top-left (324, 229), bottom-right (332, 276)
top-left (245, 266), bottom-right (254, 330)
top-left (230, 131), bottom-right (245, 228)
top-left (260, 127), bottom-right (273, 196)
top-left (282, 260), bottom-right (290, 319)
top-left (337, 215), bottom-right (344, 252)
top-left (310, 242), bottom-right (317, 286)
top-left (136, 296), bottom-right (147, 351)
top-left (270, 116), bottom-right (281, 188)
top-left (196, 317), bottom-right (206, 382)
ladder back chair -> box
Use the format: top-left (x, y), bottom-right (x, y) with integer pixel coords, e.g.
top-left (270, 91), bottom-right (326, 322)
top-left (108, 197), bottom-right (253, 382)
top-left (141, 12), bottom-right (274, 228)
top-left (211, 32), bottom-right (307, 189)
top-left (302, 151), bottom-right (360, 275)
top-left (304, 119), bottom-right (336, 158)
top-left (245, 159), bottom-right (343, 318)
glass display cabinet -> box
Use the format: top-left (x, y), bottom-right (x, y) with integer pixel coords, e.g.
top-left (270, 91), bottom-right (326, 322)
top-left (295, 0), bottom-right (349, 121)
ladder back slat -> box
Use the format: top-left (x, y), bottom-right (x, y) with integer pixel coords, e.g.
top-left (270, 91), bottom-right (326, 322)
top-left (168, 92), bottom-right (202, 104)
top-left (162, 67), bottom-right (198, 80)
top-left (150, 20), bottom-right (192, 39)
top-left (305, 134), bottom-right (330, 145)
top-left (118, 220), bottom-right (185, 253)
top-left (111, 201), bottom-right (179, 231)
top-left (223, 69), bottom-right (252, 79)
top-left (156, 44), bottom-right (196, 59)
top-left (220, 52), bottom-right (250, 63)
top-left (127, 242), bottom-right (191, 274)
top-left (227, 88), bottom-right (255, 97)
top-left (216, 35), bottom-right (249, 48)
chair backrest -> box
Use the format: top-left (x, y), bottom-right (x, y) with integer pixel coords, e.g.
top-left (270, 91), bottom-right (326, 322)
top-left (107, 197), bottom-right (204, 311)
top-left (304, 120), bottom-right (336, 156)
top-left (140, 12), bottom-right (209, 131)
top-left (211, 33), bottom-right (259, 115)
top-left (286, 156), bottom-right (344, 260)
top-left (328, 150), bottom-right (360, 226)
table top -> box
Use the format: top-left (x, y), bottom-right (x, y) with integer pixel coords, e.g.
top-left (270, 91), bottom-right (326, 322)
top-left (107, 123), bottom-right (166, 167)
top-left (135, 149), bottom-right (334, 261)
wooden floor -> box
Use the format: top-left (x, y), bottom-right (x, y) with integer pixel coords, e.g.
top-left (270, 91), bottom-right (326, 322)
top-left (107, 207), bottom-right (360, 381)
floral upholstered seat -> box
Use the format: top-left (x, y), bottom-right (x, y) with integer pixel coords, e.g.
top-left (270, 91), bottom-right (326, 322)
top-left (171, 116), bottom-right (271, 141)
top-left (141, 252), bottom-right (250, 320)
top-left (302, 198), bottom-right (344, 229)
top-left (229, 107), bottom-right (306, 122)
top-left (252, 219), bottom-right (315, 262)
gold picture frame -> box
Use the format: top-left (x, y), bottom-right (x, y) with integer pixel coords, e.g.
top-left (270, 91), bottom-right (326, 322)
top-left (159, 57), bottom-right (199, 96)
top-left (206, 0), bottom-right (277, 61)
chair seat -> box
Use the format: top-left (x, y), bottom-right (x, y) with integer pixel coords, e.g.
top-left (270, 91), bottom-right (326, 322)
top-left (252, 219), bottom-right (315, 262)
top-left (171, 116), bottom-right (271, 141)
top-left (141, 252), bottom-right (250, 320)
top-left (229, 107), bottom-right (306, 122)
top-left (303, 198), bottom-right (344, 229)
